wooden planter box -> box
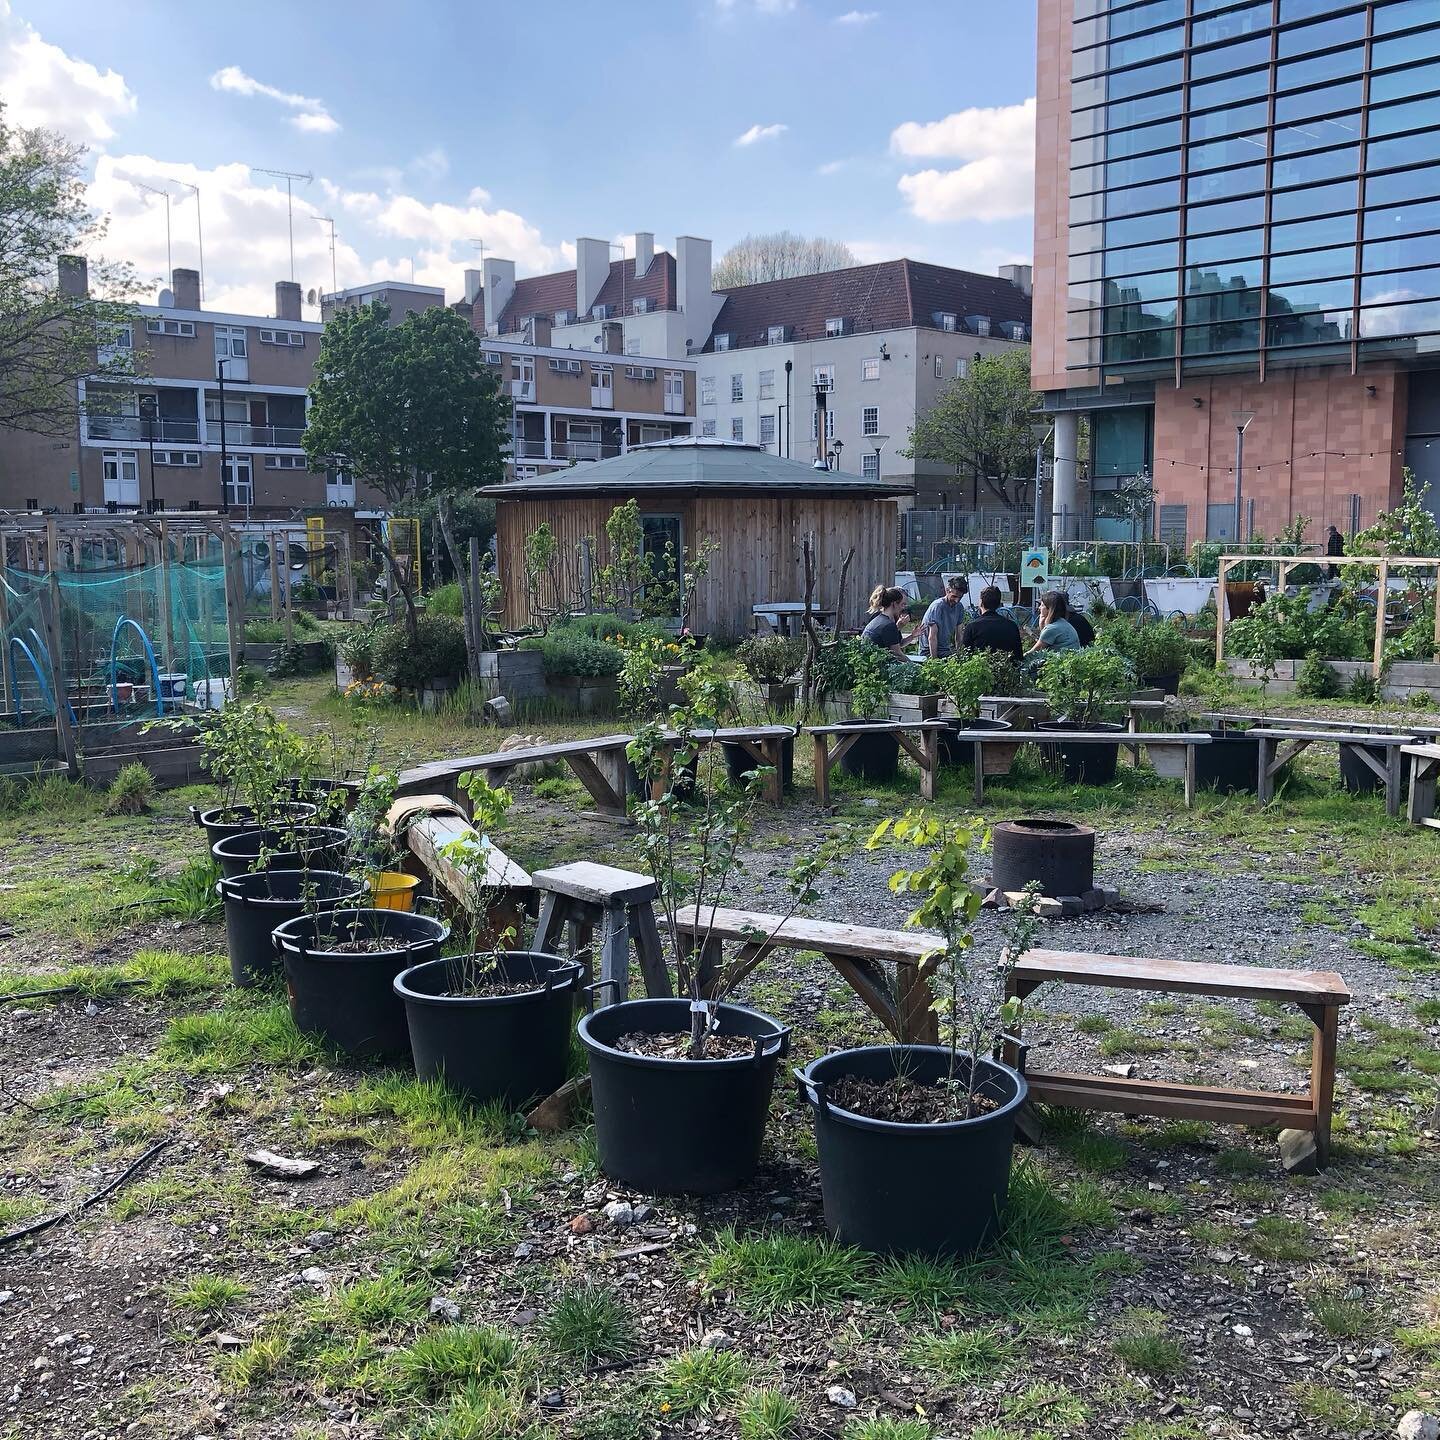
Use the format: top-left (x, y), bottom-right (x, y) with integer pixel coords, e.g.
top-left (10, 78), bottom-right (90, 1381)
top-left (889, 691), bottom-right (944, 721)
top-left (419, 676), bottom-right (460, 712)
top-left (1226, 657), bottom-right (1440, 699)
top-left (756, 681), bottom-right (797, 712)
top-left (478, 649), bottom-right (547, 705)
top-left (547, 673), bottom-right (619, 715)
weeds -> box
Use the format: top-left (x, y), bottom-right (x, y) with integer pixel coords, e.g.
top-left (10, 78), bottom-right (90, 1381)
top-left (698, 1229), bottom-right (865, 1312)
top-left (168, 1274), bottom-right (248, 1321)
top-left (654, 1347), bottom-right (749, 1417)
top-left (540, 1284), bottom-right (633, 1364)
top-left (905, 1326), bottom-right (1014, 1382)
top-left (1111, 1309), bottom-right (1185, 1376)
top-left (738, 1388), bottom-right (800, 1440)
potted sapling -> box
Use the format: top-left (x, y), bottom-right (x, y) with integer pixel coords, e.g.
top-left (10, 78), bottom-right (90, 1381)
top-left (838, 640), bottom-right (900, 783)
top-left (797, 812), bottom-right (1037, 1256)
top-left (921, 650), bottom-right (1021, 771)
top-left (578, 684), bottom-right (848, 1195)
top-left (394, 773), bottom-right (583, 1108)
top-left (736, 634), bottom-right (804, 716)
top-left (1035, 646), bottom-right (1135, 784)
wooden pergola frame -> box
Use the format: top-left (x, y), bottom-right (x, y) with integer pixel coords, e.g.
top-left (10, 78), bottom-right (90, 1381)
top-left (1214, 552), bottom-right (1440, 678)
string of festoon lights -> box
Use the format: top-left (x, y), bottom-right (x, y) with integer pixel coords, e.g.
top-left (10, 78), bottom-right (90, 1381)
top-left (1157, 448), bottom-right (1409, 474)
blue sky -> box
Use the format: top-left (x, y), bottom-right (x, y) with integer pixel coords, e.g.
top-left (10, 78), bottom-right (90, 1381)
top-left (2, 0), bottom-right (1036, 315)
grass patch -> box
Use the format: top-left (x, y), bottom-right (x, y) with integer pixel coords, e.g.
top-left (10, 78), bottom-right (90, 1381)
top-left (331, 1271), bottom-right (429, 1330)
top-left (387, 1324), bottom-right (517, 1401)
top-left (868, 1256), bottom-right (982, 1316)
top-left (1098, 1030), bottom-right (1169, 1059)
top-left (1000, 1380), bottom-right (1090, 1427)
top-left (1246, 1216), bottom-right (1318, 1262)
top-left (158, 995), bottom-right (327, 1072)
top-left (168, 1273), bottom-right (249, 1321)
top-left (540, 1284), bottom-right (633, 1363)
top-left (905, 1326), bottom-right (1014, 1382)
top-left (1307, 1283), bottom-right (1370, 1339)
top-left (654, 1347), bottom-right (749, 1418)
top-left (738, 1389), bottom-right (799, 1440)
top-left (842, 1422), bottom-right (931, 1440)
top-left (1111, 1309), bottom-right (1185, 1376)
top-left (1293, 1382), bottom-right (1372, 1433)
top-left (698, 1229), bottom-right (866, 1312)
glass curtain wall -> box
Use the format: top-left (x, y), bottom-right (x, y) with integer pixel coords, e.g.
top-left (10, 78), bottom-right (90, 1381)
top-left (1067, 0), bottom-right (1440, 381)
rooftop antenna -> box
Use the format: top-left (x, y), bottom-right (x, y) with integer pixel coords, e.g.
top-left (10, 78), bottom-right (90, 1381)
top-left (315, 215), bottom-right (337, 295)
top-left (250, 166), bottom-right (313, 281)
top-left (175, 181), bottom-right (204, 300)
top-left (468, 237), bottom-right (486, 269)
top-left (130, 179), bottom-right (172, 284)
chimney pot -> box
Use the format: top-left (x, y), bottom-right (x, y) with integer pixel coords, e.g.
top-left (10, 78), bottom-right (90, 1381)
top-left (275, 281), bottom-right (302, 322)
top-left (57, 254), bottom-right (89, 298)
top-left (171, 268), bottom-right (201, 310)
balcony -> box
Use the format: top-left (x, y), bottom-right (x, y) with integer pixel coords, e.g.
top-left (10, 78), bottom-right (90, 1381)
top-left (89, 415), bottom-right (201, 443)
top-left (513, 438), bottom-right (549, 459)
top-left (209, 422), bottom-right (306, 447)
top-left (663, 395), bottom-right (686, 415)
top-left (556, 441), bottom-right (621, 462)
top-left (510, 379), bottom-right (535, 402)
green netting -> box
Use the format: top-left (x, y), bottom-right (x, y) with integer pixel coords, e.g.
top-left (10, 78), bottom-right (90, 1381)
top-left (1, 558), bottom-right (231, 735)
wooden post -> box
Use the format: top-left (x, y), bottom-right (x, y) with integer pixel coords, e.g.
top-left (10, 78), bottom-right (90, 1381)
top-left (157, 519), bottom-right (177, 676)
top-left (1310, 1003), bottom-right (1339, 1167)
top-left (281, 532), bottom-right (294, 642)
top-left (42, 575), bottom-right (77, 777)
top-left (1373, 560), bottom-right (1389, 679)
top-left (340, 530), bottom-right (355, 620)
top-left (1432, 561), bottom-right (1440, 663)
top-left (812, 732), bottom-right (831, 807)
top-left (268, 538), bottom-right (280, 623)
top-left (223, 525), bottom-right (242, 686)
top-left (1215, 557), bottom-right (1231, 663)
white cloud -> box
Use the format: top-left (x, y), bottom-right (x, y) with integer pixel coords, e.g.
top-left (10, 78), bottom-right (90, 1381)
top-left (209, 65), bottom-right (339, 135)
top-left (835, 9), bottom-right (879, 24)
top-left (892, 98), bottom-right (1035, 223)
top-left (715, 0), bottom-right (798, 12)
top-left (818, 159), bottom-right (846, 176)
top-left (0, 0), bottom-right (135, 142)
top-left (411, 146), bottom-right (450, 181)
top-left (734, 122), bottom-right (787, 147)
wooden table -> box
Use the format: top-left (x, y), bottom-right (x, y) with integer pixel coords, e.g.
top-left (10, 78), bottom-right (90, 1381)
top-left (753, 602), bottom-right (836, 638)
top-left (1006, 947), bottom-right (1350, 1171)
top-left (1252, 727), bottom-right (1416, 815)
top-left (806, 720), bottom-right (950, 805)
top-left (1404, 742), bottom-right (1440, 829)
top-left (648, 725), bottom-right (795, 805)
top-left (397, 735), bottom-right (634, 821)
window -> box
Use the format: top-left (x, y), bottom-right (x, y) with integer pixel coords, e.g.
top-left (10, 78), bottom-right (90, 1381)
top-left (701, 418), bottom-right (717, 437)
top-left (145, 317), bottom-right (195, 337)
top-left (956, 358), bottom-right (968, 378)
top-left (862, 406), bottom-right (879, 436)
top-left (767, 325), bottom-right (788, 344)
top-left (700, 376), bottom-right (715, 406)
top-left (758, 369), bottom-right (775, 399)
top-left (713, 333), bottom-right (731, 351)
top-left (730, 373), bottom-right (744, 402)
top-left (484, 351), bottom-right (502, 365)
top-left (515, 466), bottom-right (539, 481)
top-left (100, 323), bottom-right (133, 351)
top-left (813, 364), bottom-right (835, 390)
top-left (759, 414), bottom-right (776, 446)
top-left (825, 317), bottom-right (845, 336)
top-left (214, 325), bottom-right (247, 360)
top-left (937, 312), bottom-right (958, 332)
top-left (862, 452), bottom-right (880, 480)
top-left (862, 357), bottom-right (880, 381)
top-left (732, 417), bottom-right (745, 441)
top-left (223, 455), bottom-right (253, 508)
top-left (258, 328), bottom-right (305, 346)
top-left (811, 408), bottom-right (836, 440)
top-left (934, 355), bottom-right (944, 378)
top-left (264, 454), bottom-right (308, 469)
top-left (102, 450), bottom-right (139, 505)
top-left (154, 450), bottom-right (200, 467)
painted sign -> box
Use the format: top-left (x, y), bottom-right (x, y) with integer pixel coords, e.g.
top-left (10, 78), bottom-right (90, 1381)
top-left (1020, 548), bottom-right (1050, 589)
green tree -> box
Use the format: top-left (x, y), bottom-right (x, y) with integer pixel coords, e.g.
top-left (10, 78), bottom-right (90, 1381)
top-left (0, 106), bottom-right (141, 437)
top-left (304, 302), bottom-right (511, 666)
top-left (902, 349), bottom-right (1042, 509)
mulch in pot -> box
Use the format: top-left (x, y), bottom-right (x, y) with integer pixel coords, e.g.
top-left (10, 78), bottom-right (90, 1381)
top-left (614, 1030), bottom-right (761, 1060)
top-left (826, 1073), bottom-right (1003, 1125)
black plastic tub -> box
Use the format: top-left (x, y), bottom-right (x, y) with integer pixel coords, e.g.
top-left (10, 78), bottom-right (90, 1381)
top-left (190, 800), bottom-right (317, 849)
top-left (219, 869), bottom-right (365, 987)
top-left (395, 951), bottom-right (583, 1108)
top-left (1036, 720), bottom-right (1124, 784)
top-left (1142, 670), bottom-right (1181, 697)
top-left (837, 720), bottom-right (899, 783)
top-left (938, 714), bottom-right (1013, 767)
top-left (1193, 728), bottom-right (1261, 794)
top-left (1339, 741), bottom-right (1412, 795)
top-left (721, 734), bottom-right (795, 791)
top-left (271, 908), bottom-right (449, 1060)
top-left (796, 1045), bottom-right (1027, 1257)
top-left (212, 824), bottom-right (349, 880)
top-left (578, 998), bottom-right (789, 1195)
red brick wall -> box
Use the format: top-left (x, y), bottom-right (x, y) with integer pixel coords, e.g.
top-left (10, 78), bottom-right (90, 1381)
top-left (1152, 365), bottom-right (1408, 544)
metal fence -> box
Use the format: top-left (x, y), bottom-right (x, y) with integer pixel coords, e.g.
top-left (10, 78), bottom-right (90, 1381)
top-left (901, 506), bottom-right (1098, 573)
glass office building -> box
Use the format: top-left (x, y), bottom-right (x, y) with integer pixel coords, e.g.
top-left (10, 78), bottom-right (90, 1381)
top-left (1068, 0), bottom-right (1440, 381)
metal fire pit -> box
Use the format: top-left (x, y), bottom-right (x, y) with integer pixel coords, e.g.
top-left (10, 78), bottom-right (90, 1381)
top-left (991, 818), bottom-right (1095, 898)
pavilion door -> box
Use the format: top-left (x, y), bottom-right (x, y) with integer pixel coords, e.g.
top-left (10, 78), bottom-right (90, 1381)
top-left (641, 513), bottom-right (683, 620)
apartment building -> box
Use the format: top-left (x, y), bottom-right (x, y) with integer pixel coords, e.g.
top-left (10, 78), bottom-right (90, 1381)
top-left (0, 261), bottom-right (374, 517)
top-left (1034, 0), bottom-right (1440, 545)
top-left (694, 260), bottom-right (1034, 505)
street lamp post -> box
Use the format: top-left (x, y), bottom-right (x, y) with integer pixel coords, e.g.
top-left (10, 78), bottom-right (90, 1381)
top-left (1233, 410), bottom-right (1256, 543)
top-left (829, 438), bottom-right (845, 471)
top-left (216, 357), bottom-right (230, 514)
top-left (872, 433), bottom-right (889, 484)
top-left (140, 394), bottom-right (158, 512)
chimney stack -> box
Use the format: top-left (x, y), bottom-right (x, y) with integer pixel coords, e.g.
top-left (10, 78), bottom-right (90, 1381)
top-left (464, 268), bottom-right (483, 304)
top-left (58, 255), bottom-right (89, 298)
top-left (575, 237), bottom-right (611, 319)
top-left (675, 235), bottom-right (715, 350)
top-left (485, 259), bottom-right (515, 334)
top-left (275, 280), bottom-right (302, 321)
top-left (634, 231), bottom-right (654, 278)
top-left (172, 268), bottom-right (201, 311)
top-left (999, 263), bottom-right (1033, 296)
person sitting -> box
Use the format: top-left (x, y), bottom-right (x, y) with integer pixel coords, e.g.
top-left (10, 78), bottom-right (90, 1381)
top-left (1069, 608), bottom-right (1096, 647)
top-left (861, 585), bottom-right (912, 657)
top-left (922, 575), bottom-right (967, 658)
top-left (961, 585), bottom-right (1023, 661)
top-left (1026, 590), bottom-right (1081, 668)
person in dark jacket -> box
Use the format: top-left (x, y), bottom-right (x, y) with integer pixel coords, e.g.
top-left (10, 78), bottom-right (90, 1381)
top-left (960, 585), bottom-right (1023, 661)
top-left (1070, 609), bottom-right (1096, 646)
top-left (1326, 524), bottom-right (1344, 580)
top-left (861, 585), bottom-right (911, 656)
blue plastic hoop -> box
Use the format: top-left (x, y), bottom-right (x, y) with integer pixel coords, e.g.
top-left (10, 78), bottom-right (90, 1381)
top-left (109, 615), bottom-right (166, 716)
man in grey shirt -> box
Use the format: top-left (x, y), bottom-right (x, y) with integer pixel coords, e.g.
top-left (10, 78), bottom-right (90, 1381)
top-left (922, 575), bottom-right (967, 658)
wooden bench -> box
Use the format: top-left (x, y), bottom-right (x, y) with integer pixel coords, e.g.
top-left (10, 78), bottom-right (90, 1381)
top-left (1404, 743), bottom-right (1440, 829)
top-left (1005, 948), bottom-right (1350, 1171)
top-left (1251, 727), bottom-right (1416, 815)
top-left (648, 725), bottom-right (796, 805)
top-left (962, 730), bottom-right (1212, 806)
top-left (396, 734), bottom-right (634, 821)
top-left (672, 903), bottom-right (942, 1044)
top-left (1203, 710), bottom-right (1440, 742)
top-left (806, 720), bottom-right (951, 806)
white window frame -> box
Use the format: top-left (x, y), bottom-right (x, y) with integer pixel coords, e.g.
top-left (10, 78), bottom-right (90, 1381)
top-left (730, 373), bottom-right (743, 403)
top-left (258, 328), bottom-right (305, 347)
top-left (862, 406), bottom-right (879, 437)
top-left (767, 325), bottom-right (787, 345)
top-left (935, 355), bottom-right (944, 378)
top-left (145, 317), bottom-right (196, 338)
top-left (713, 333), bottom-right (730, 352)
top-left (701, 418), bottom-right (717, 437)
top-left (223, 454), bottom-right (253, 508)
top-left (154, 450), bottom-right (200, 468)
top-left (862, 452), bottom-right (880, 480)
top-left (731, 417), bottom-right (744, 442)
top-left (862, 357), bottom-right (880, 381)
top-left (264, 454), bottom-right (308, 470)
top-left (939, 313), bottom-right (958, 332)
top-left (215, 325), bottom-right (248, 360)
top-left (102, 450), bottom-right (140, 505)
top-left (813, 364), bottom-right (835, 391)
top-left (811, 409), bottom-right (836, 440)
top-left (759, 414), bottom-right (775, 447)
top-left (956, 358), bottom-right (969, 379)
top-left (825, 317), bottom-right (845, 336)
top-left (758, 369), bottom-right (775, 400)
top-left (700, 376), bottom-right (715, 406)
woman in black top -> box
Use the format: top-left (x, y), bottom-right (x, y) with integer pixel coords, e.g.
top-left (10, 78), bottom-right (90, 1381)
top-left (861, 585), bottom-right (911, 657)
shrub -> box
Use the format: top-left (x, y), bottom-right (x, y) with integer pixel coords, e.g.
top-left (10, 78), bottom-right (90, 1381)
top-left (1035, 646), bottom-right (1135, 725)
top-left (736, 635), bottom-right (804, 685)
top-left (104, 761), bottom-right (154, 815)
top-left (1347, 671), bottom-right (1381, 704)
top-left (427, 582), bottom-right (464, 617)
top-left (1296, 651), bottom-right (1341, 699)
top-left (372, 615), bottom-right (468, 690)
top-left (1228, 590), bottom-right (1374, 670)
top-left (267, 637), bottom-right (332, 678)
top-left (1101, 617), bottom-right (1190, 680)
top-left (339, 624), bottom-right (378, 679)
top-left (520, 630), bottom-right (623, 678)
top-left (552, 613), bottom-right (667, 646)
top-left (920, 649), bottom-right (1023, 719)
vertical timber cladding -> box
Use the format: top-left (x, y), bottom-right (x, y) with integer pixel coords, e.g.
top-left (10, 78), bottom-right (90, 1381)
top-left (495, 493), bottom-right (897, 638)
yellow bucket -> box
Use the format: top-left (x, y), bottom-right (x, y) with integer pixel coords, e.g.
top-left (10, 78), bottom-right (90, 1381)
top-left (368, 871), bottom-right (421, 912)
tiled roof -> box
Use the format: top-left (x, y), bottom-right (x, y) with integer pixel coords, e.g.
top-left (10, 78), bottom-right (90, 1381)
top-left (496, 252), bottom-right (676, 331)
top-left (702, 258), bottom-right (1031, 353)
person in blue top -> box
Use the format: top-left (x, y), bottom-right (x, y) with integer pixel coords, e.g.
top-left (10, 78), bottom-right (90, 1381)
top-left (1026, 590), bottom-right (1081, 670)
top-left (921, 575), bottom-right (967, 658)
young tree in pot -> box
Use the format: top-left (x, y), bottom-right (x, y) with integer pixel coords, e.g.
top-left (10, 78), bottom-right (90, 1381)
top-left (736, 635), bottom-right (805, 715)
top-left (394, 772), bottom-right (584, 1108)
top-left (1035, 647), bottom-right (1135, 784)
top-left (577, 685), bottom-right (847, 1194)
top-left (796, 812), bottom-right (1038, 1256)
top-left (1105, 617), bottom-right (1191, 696)
top-left (838, 640), bottom-right (900, 783)
top-left (919, 651), bottom-right (1020, 767)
